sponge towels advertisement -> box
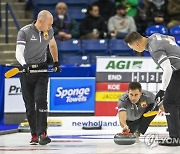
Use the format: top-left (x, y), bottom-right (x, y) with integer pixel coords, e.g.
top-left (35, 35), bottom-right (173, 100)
top-left (50, 77), bottom-right (96, 112)
top-left (4, 77), bottom-right (95, 113)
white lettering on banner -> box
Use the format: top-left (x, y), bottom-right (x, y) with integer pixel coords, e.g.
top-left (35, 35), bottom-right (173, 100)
top-left (107, 84), bottom-right (120, 90)
top-left (108, 75), bottom-right (122, 80)
top-left (56, 87), bottom-right (90, 103)
top-left (66, 96), bottom-right (87, 102)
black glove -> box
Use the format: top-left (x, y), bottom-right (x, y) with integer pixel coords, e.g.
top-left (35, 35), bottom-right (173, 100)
top-left (155, 90), bottom-right (165, 102)
top-left (22, 64), bottom-right (30, 74)
top-left (53, 62), bottom-right (61, 72)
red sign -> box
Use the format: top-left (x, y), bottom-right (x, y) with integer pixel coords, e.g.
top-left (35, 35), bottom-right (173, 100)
top-left (95, 102), bottom-right (118, 116)
top-left (96, 82), bottom-right (129, 91)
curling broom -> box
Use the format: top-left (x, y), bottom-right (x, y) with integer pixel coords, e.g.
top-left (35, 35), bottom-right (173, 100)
top-left (143, 98), bottom-right (162, 117)
top-left (5, 67), bottom-right (54, 78)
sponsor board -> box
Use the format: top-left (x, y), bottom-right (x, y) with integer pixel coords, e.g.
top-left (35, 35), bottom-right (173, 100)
top-left (46, 115), bottom-right (167, 130)
top-left (50, 77), bottom-right (95, 112)
top-left (96, 82), bottom-right (129, 91)
top-left (96, 91), bottom-right (124, 102)
top-left (4, 78), bottom-right (50, 113)
top-left (96, 57), bottom-right (162, 72)
top-left (4, 78), bottom-right (25, 112)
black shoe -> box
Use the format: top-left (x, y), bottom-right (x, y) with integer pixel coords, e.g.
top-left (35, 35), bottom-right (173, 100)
top-left (158, 138), bottom-right (180, 146)
top-left (39, 133), bottom-right (51, 145)
top-left (30, 135), bottom-right (39, 145)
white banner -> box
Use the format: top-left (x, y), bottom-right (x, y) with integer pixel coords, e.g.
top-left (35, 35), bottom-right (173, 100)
top-left (4, 78), bottom-right (25, 112)
top-left (96, 57), bottom-right (162, 72)
top-left (4, 78), bottom-right (50, 113)
top-left (47, 115), bottom-right (166, 130)
top-left (19, 115), bottom-right (167, 132)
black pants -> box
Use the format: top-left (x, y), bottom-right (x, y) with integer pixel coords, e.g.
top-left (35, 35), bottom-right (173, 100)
top-left (20, 72), bottom-right (48, 136)
top-left (127, 104), bottom-right (158, 134)
top-left (163, 70), bottom-right (180, 138)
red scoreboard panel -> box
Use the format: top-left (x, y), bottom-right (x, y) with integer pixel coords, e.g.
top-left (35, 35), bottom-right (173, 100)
top-left (96, 83), bottom-right (129, 91)
top-left (95, 83), bottom-right (129, 116)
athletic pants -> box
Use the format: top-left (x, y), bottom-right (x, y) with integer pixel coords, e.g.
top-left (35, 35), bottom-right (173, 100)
top-left (20, 71), bottom-right (48, 136)
top-left (163, 70), bottom-right (180, 138)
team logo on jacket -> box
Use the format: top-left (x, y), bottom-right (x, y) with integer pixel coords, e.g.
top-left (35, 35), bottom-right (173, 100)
top-left (140, 101), bottom-right (147, 108)
top-left (30, 35), bottom-right (37, 41)
top-left (43, 32), bottom-right (49, 40)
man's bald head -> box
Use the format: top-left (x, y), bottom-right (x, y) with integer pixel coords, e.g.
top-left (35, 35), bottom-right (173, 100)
top-left (37, 10), bottom-right (53, 21)
top-left (35, 10), bottom-right (53, 32)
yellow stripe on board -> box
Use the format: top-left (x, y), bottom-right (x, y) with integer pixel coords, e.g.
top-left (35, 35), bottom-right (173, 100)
top-left (96, 92), bottom-right (124, 102)
top-left (19, 120), bottom-right (62, 127)
top-left (150, 120), bottom-right (167, 126)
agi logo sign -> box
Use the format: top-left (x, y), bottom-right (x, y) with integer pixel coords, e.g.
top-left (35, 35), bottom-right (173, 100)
top-left (106, 60), bottom-right (143, 69)
top-left (55, 86), bottom-right (91, 103)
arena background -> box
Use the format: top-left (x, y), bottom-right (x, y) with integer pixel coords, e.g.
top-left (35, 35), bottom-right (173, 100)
top-left (0, 0), bottom-right (180, 141)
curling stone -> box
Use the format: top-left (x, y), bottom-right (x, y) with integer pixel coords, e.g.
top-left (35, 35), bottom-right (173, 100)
top-left (114, 131), bottom-right (136, 145)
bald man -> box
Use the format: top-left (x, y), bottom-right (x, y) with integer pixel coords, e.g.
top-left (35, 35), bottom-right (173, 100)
top-left (16, 10), bottom-right (60, 145)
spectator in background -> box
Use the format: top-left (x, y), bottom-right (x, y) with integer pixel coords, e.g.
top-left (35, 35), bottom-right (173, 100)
top-left (92, 0), bottom-right (116, 23)
top-left (167, 0), bottom-right (180, 28)
top-left (25, 0), bottom-right (33, 10)
top-left (24, 0), bottom-right (34, 18)
top-left (134, 0), bottom-right (149, 35)
top-left (79, 5), bottom-right (107, 39)
top-left (53, 2), bottom-right (79, 41)
top-left (108, 4), bottom-right (136, 39)
top-left (115, 0), bottom-right (139, 17)
top-left (146, 0), bottom-right (168, 26)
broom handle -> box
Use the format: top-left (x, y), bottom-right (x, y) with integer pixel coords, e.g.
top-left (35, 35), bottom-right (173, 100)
top-left (151, 98), bottom-right (162, 111)
top-left (20, 69), bottom-right (54, 73)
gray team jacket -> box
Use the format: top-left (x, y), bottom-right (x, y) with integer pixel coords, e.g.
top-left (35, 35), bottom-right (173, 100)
top-left (16, 21), bottom-right (54, 64)
top-left (118, 90), bottom-right (155, 121)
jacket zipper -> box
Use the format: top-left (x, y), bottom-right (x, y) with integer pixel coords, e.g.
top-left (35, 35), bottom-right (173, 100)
top-left (39, 31), bottom-right (41, 42)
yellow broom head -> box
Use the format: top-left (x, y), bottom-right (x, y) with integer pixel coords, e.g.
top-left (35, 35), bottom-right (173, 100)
top-left (143, 111), bottom-right (159, 117)
top-left (4, 68), bottom-right (20, 78)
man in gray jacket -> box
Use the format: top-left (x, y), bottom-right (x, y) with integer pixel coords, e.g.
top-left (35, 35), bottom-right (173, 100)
top-left (108, 4), bottom-right (136, 39)
top-left (125, 32), bottom-right (180, 146)
top-left (16, 10), bottom-right (60, 145)
top-left (118, 82), bottom-right (163, 137)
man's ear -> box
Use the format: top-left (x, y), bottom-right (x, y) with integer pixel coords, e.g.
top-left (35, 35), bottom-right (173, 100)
top-left (39, 18), bottom-right (43, 24)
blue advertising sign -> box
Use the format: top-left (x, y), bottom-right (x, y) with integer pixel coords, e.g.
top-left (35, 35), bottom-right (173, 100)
top-left (50, 77), bottom-right (95, 112)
